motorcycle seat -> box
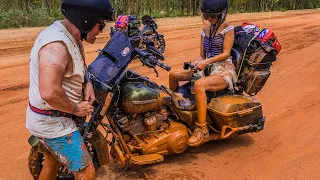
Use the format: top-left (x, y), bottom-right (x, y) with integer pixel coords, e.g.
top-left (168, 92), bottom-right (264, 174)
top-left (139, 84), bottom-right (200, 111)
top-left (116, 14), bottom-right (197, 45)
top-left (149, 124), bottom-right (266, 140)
top-left (172, 82), bottom-right (228, 111)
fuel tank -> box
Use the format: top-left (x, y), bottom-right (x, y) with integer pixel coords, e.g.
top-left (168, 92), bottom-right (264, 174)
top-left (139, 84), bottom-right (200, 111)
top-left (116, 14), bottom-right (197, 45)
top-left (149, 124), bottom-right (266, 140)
top-left (120, 83), bottom-right (172, 114)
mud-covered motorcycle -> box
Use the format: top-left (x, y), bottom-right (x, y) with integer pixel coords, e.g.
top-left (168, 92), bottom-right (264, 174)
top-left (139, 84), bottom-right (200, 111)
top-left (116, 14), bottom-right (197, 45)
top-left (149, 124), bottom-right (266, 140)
top-left (28, 31), bottom-right (265, 179)
top-left (110, 15), bottom-right (166, 54)
top-left (139, 15), bottom-right (166, 53)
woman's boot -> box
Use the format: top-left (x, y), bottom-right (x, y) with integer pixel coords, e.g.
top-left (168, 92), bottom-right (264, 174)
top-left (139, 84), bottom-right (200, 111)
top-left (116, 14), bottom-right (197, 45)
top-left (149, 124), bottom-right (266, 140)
top-left (188, 122), bottom-right (209, 146)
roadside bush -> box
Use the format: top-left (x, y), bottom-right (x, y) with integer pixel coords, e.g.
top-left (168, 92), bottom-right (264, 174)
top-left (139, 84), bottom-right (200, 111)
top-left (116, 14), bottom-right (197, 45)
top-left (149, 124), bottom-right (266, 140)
top-left (0, 7), bottom-right (63, 29)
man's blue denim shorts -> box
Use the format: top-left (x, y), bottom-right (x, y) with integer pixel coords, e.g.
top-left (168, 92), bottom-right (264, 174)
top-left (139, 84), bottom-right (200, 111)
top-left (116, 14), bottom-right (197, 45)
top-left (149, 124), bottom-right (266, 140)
top-left (39, 130), bottom-right (92, 172)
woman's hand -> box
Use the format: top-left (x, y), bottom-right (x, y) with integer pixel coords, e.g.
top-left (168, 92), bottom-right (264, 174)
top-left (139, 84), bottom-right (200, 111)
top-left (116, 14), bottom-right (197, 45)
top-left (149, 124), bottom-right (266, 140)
top-left (194, 60), bottom-right (199, 66)
top-left (194, 56), bottom-right (204, 66)
top-left (195, 60), bottom-right (208, 70)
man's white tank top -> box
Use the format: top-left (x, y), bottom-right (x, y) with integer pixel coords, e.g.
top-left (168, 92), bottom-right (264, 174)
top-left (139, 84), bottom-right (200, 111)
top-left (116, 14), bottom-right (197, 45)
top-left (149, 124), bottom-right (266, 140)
top-left (26, 21), bottom-right (85, 138)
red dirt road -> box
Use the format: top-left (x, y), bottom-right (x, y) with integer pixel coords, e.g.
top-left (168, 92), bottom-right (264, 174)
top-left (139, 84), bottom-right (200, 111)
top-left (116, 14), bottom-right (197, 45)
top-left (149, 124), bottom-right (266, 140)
top-left (1, 10), bottom-right (320, 180)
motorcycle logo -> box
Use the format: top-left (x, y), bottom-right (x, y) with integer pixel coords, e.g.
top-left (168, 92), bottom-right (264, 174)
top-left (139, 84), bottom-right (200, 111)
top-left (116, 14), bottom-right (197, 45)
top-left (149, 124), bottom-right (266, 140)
top-left (121, 47), bottom-right (130, 56)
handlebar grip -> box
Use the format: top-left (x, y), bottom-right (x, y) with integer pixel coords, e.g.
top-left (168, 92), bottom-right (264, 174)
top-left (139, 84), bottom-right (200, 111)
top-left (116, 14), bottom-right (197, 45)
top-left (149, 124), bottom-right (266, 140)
top-left (157, 61), bottom-right (171, 71)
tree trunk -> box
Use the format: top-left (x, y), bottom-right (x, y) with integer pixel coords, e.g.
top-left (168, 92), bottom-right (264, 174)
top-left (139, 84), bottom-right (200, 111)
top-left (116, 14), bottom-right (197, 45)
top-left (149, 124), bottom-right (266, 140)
top-left (129, 0), bottom-right (134, 14)
top-left (181, 0), bottom-right (185, 15)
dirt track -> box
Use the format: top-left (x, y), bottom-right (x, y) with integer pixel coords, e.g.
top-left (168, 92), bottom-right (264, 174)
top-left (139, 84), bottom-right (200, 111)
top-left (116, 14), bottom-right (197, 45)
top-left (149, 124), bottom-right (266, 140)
top-left (1, 9), bottom-right (320, 180)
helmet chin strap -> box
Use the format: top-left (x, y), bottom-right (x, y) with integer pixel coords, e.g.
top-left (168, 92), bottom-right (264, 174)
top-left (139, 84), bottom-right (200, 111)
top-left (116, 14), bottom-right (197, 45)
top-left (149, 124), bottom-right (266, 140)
top-left (81, 32), bottom-right (87, 41)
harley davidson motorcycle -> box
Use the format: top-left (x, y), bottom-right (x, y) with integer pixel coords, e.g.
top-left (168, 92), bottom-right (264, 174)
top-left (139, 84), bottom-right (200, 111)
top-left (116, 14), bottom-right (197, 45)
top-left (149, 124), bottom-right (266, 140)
top-left (110, 15), bottom-right (166, 54)
top-left (139, 15), bottom-right (166, 53)
top-left (28, 31), bottom-right (265, 179)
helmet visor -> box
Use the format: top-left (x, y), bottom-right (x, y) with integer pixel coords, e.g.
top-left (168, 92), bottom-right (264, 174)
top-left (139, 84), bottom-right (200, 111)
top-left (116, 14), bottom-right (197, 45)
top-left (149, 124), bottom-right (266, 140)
top-left (202, 12), bottom-right (219, 20)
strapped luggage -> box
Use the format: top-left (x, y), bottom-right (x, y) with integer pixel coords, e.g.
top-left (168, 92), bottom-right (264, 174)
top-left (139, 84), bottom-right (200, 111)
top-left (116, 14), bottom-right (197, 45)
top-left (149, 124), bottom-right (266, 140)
top-left (114, 15), bottom-right (141, 37)
top-left (241, 21), bottom-right (281, 53)
top-left (233, 22), bottom-right (281, 96)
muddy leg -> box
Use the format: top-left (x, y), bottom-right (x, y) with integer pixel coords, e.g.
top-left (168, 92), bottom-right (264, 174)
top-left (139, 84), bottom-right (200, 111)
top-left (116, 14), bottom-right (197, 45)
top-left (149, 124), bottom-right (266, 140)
top-left (169, 69), bottom-right (192, 90)
top-left (188, 75), bottom-right (228, 146)
top-left (73, 162), bottom-right (95, 180)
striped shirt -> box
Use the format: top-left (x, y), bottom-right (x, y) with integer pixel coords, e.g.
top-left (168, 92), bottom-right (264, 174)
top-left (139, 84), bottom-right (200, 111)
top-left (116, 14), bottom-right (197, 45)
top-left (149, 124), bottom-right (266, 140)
top-left (201, 26), bottom-right (234, 58)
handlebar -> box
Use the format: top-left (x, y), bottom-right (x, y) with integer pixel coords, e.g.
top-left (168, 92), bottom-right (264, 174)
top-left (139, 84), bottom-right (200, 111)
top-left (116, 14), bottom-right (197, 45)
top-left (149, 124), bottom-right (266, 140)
top-left (148, 56), bottom-right (171, 71)
top-left (184, 61), bottom-right (200, 73)
top-left (134, 48), bottom-right (171, 73)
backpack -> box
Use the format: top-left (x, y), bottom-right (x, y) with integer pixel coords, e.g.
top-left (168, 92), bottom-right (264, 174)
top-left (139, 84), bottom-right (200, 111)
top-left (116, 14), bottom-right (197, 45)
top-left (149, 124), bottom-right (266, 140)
top-left (241, 21), bottom-right (281, 53)
top-left (114, 15), bottom-right (141, 37)
top-left (233, 22), bottom-right (280, 96)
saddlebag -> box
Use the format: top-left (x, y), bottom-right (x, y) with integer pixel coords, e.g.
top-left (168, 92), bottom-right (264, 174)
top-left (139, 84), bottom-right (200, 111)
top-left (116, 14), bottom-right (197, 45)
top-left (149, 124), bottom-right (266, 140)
top-left (244, 70), bottom-right (271, 95)
top-left (88, 31), bottom-right (132, 91)
top-left (207, 95), bottom-right (264, 129)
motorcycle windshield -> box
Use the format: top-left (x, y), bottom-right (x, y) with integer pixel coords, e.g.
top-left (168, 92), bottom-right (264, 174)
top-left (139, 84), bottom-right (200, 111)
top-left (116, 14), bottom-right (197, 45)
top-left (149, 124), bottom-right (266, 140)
top-left (88, 31), bottom-right (132, 90)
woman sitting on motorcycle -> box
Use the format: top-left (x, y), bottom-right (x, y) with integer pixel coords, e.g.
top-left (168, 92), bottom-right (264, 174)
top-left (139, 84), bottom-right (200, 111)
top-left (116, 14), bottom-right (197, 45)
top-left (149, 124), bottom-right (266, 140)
top-left (168, 0), bottom-right (236, 146)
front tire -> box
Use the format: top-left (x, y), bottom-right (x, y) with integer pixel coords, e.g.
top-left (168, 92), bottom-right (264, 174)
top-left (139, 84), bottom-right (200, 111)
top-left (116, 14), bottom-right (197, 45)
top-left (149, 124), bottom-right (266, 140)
top-left (156, 35), bottom-right (166, 53)
top-left (28, 131), bottom-right (103, 180)
top-left (28, 147), bottom-right (43, 180)
top-left (28, 147), bottom-right (75, 180)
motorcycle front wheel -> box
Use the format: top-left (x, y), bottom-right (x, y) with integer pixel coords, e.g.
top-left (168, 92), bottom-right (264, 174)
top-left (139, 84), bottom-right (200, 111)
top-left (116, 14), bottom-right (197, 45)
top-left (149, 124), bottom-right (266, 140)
top-left (28, 147), bottom-right (77, 180)
top-left (28, 133), bottom-right (102, 180)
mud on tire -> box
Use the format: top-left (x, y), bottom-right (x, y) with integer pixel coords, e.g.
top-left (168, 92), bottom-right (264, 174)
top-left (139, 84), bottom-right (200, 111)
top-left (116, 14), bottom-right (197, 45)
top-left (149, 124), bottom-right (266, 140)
top-left (28, 147), bottom-right (75, 180)
top-left (28, 147), bottom-right (43, 180)
top-left (156, 35), bottom-right (166, 53)
top-left (28, 144), bottom-right (100, 180)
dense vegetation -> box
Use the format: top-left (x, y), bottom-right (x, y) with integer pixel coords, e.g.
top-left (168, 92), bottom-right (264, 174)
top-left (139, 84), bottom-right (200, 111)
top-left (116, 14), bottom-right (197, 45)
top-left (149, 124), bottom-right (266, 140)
top-left (0, 0), bottom-right (319, 29)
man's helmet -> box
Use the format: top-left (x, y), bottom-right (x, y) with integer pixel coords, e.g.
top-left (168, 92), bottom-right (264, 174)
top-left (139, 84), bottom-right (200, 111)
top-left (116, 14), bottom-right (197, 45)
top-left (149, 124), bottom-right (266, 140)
top-left (61, 0), bottom-right (116, 39)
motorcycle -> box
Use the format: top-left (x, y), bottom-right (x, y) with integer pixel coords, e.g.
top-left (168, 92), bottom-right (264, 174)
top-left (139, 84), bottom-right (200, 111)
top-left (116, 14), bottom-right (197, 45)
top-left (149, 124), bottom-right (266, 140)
top-left (28, 31), bottom-right (265, 179)
top-left (110, 15), bottom-right (166, 54)
top-left (140, 15), bottom-right (166, 53)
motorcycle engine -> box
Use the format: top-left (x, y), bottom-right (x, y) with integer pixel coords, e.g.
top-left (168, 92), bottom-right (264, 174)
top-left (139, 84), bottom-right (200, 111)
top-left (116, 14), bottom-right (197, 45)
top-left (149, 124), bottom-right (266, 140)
top-left (114, 106), bottom-right (189, 155)
top-left (115, 107), bottom-right (168, 136)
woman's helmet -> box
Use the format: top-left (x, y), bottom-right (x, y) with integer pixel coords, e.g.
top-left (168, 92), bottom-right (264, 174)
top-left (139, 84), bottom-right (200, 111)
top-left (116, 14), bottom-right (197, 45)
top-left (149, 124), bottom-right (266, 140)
top-left (61, 0), bottom-right (116, 39)
top-left (201, 0), bottom-right (228, 23)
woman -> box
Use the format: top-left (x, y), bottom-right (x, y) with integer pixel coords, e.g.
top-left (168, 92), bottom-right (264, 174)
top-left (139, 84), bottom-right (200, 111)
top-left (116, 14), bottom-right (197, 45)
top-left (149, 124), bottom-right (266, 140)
top-left (168, 0), bottom-right (236, 146)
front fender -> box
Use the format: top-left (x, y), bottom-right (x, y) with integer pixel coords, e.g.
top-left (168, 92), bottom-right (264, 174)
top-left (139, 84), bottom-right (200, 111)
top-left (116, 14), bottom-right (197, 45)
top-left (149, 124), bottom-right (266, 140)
top-left (90, 129), bottom-right (109, 165)
top-left (28, 135), bottom-right (39, 147)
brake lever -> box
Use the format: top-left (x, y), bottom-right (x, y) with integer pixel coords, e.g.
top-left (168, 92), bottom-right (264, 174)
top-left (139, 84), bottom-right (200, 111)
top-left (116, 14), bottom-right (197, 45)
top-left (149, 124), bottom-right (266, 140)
top-left (141, 58), bottom-right (154, 68)
top-left (153, 67), bottom-right (159, 77)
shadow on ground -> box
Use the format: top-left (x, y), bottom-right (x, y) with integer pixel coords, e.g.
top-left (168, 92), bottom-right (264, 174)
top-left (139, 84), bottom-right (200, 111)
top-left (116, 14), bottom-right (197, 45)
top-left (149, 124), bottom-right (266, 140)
top-left (96, 135), bottom-right (255, 179)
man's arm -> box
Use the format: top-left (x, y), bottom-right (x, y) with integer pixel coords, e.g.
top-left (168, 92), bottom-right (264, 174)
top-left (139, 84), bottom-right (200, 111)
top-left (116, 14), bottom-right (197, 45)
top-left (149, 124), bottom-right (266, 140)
top-left (38, 42), bottom-right (93, 116)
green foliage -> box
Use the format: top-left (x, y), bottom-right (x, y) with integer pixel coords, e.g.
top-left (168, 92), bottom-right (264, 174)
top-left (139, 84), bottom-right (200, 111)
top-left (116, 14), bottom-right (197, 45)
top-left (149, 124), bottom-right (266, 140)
top-left (0, 0), bottom-right (320, 29)
top-left (0, 7), bottom-right (63, 29)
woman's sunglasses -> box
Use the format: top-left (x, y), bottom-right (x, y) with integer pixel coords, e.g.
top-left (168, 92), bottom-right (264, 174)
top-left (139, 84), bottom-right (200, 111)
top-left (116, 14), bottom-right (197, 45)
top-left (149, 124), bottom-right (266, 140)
top-left (203, 12), bottom-right (218, 20)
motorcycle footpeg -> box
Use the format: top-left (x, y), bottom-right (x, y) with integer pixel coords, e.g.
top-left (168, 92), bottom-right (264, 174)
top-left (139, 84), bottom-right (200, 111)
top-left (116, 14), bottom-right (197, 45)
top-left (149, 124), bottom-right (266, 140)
top-left (130, 154), bottom-right (164, 165)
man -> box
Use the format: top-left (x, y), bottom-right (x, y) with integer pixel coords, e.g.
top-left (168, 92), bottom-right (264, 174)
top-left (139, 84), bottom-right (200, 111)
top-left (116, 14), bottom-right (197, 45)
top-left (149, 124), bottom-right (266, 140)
top-left (26, 0), bottom-right (115, 179)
